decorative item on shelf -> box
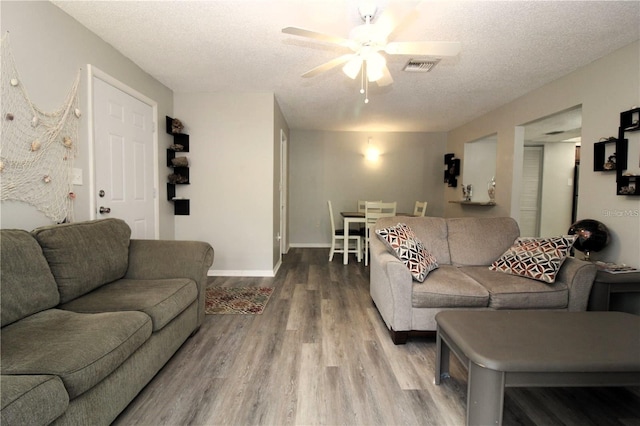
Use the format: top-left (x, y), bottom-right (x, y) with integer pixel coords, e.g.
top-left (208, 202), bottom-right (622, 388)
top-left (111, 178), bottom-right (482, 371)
top-left (169, 143), bottom-right (184, 151)
top-left (170, 156), bottom-right (188, 167)
top-left (462, 184), bottom-right (473, 201)
top-left (168, 173), bottom-right (188, 184)
top-left (487, 177), bottom-right (496, 201)
top-left (171, 118), bottom-right (184, 134)
top-left (604, 154), bottom-right (616, 170)
top-left (444, 153), bottom-right (459, 187)
top-left (568, 219), bottom-right (609, 261)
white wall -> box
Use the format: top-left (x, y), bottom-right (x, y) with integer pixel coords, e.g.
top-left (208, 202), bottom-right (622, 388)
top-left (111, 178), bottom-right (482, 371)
top-left (462, 136), bottom-right (497, 202)
top-left (289, 130), bottom-right (446, 246)
top-left (1, 1), bottom-right (175, 237)
top-left (447, 41), bottom-right (640, 267)
top-left (174, 92), bottom-right (284, 275)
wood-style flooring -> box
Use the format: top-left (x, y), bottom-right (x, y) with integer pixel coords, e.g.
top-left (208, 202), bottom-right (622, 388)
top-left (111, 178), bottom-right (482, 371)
top-left (114, 248), bottom-right (640, 426)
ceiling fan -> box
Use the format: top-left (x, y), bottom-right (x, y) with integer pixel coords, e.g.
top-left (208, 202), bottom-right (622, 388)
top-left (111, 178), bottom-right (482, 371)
top-left (282, 3), bottom-right (461, 102)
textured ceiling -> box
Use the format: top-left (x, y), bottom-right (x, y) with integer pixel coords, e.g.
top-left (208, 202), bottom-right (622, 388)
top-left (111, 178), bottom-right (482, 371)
top-left (51, 0), bottom-right (640, 132)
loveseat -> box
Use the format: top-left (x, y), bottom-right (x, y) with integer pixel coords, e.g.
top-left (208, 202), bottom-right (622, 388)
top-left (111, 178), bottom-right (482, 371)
top-left (1, 218), bottom-right (214, 425)
top-left (370, 216), bottom-right (597, 344)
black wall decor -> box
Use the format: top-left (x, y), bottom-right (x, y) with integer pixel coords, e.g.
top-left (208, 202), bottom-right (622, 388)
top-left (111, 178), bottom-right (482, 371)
top-left (444, 153), bottom-right (460, 187)
top-left (444, 154), bottom-right (460, 188)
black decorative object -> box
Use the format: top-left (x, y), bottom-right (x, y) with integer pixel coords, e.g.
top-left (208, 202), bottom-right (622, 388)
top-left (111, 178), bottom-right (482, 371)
top-left (593, 138), bottom-right (617, 171)
top-left (568, 219), bottom-right (610, 260)
top-left (444, 153), bottom-right (459, 188)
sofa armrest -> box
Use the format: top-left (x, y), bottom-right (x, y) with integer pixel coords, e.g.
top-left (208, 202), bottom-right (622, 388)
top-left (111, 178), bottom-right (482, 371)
top-left (125, 239), bottom-right (214, 326)
top-left (556, 257), bottom-right (597, 311)
top-left (370, 237), bottom-right (414, 332)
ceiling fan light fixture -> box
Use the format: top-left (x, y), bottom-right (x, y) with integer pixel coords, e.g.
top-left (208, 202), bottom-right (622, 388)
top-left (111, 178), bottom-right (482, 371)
top-left (365, 52), bottom-right (386, 82)
top-left (343, 57), bottom-right (363, 79)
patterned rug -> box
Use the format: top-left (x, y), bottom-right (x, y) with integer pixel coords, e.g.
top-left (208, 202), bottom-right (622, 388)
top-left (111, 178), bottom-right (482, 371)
top-left (205, 286), bottom-right (274, 315)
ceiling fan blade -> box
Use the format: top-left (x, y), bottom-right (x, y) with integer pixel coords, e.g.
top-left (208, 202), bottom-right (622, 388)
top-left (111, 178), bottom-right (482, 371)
top-left (301, 54), bottom-right (355, 78)
top-left (282, 27), bottom-right (353, 48)
top-left (376, 65), bottom-right (394, 87)
top-left (385, 41), bottom-right (461, 57)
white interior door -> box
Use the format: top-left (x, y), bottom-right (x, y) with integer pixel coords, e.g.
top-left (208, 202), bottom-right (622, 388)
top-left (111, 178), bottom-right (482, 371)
top-left (93, 76), bottom-right (156, 239)
top-left (520, 146), bottom-right (543, 237)
top-left (280, 129), bottom-right (288, 256)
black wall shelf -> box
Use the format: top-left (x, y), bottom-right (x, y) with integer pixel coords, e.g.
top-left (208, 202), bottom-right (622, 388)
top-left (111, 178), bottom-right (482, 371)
top-left (616, 108), bottom-right (640, 196)
top-left (593, 139), bottom-right (617, 171)
top-left (166, 116), bottom-right (191, 214)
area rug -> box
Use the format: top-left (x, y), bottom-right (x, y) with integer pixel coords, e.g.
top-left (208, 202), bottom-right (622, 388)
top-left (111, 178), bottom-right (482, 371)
top-left (205, 286), bottom-right (274, 315)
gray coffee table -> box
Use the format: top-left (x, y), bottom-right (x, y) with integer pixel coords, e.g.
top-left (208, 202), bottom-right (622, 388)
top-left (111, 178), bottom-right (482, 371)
top-left (435, 311), bottom-right (640, 426)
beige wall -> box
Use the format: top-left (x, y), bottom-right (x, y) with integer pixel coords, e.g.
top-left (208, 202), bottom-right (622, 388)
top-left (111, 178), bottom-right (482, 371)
top-left (1, 1), bottom-right (175, 238)
top-left (447, 41), bottom-right (640, 266)
top-left (174, 92), bottom-right (284, 275)
top-left (289, 130), bottom-right (447, 246)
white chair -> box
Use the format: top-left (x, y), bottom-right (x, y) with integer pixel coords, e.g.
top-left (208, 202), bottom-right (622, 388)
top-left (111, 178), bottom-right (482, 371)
top-left (413, 201), bottom-right (428, 216)
top-left (358, 200), bottom-right (381, 213)
top-left (364, 201), bottom-right (397, 266)
top-left (328, 201), bottom-right (362, 262)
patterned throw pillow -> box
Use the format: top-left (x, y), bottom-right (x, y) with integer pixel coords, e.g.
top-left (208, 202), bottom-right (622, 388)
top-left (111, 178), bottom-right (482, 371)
top-left (489, 235), bottom-right (578, 283)
top-left (375, 223), bottom-right (438, 282)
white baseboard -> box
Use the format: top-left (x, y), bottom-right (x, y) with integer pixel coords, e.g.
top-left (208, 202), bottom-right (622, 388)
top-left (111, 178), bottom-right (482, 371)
top-left (208, 259), bottom-right (282, 278)
top-left (289, 243), bottom-right (330, 248)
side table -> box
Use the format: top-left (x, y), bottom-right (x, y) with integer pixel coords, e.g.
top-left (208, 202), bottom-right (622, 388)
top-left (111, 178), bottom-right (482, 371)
top-left (588, 270), bottom-right (640, 311)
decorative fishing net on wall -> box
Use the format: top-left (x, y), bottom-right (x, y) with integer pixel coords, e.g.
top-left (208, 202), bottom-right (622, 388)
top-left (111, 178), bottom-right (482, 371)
top-left (1, 33), bottom-right (81, 222)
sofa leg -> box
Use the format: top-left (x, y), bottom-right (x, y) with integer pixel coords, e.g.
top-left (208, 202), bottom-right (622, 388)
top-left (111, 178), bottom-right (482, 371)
top-left (390, 329), bottom-right (408, 345)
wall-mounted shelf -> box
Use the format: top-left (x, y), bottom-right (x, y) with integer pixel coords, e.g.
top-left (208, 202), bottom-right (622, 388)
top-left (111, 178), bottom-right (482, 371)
top-left (616, 108), bottom-right (640, 196)
top-left (449, 200), bottom-right (496, 206)
top-left (166, 116), bottom-right (191, 214)
top-left (593, 139), bottom-right (617, 171)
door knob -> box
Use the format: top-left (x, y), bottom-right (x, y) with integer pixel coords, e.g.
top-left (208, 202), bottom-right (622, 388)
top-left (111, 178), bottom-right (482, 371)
top-left (99, 206), bottom-right (111, 214)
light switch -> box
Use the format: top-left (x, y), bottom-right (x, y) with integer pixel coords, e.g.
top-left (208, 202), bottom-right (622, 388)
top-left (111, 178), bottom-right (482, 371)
top-left (72, 168), bottom-right (83, 185)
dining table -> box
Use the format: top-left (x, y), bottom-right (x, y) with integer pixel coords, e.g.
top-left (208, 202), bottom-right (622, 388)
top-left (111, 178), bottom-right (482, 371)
top-left (340, 211), bottom-right (365, 265)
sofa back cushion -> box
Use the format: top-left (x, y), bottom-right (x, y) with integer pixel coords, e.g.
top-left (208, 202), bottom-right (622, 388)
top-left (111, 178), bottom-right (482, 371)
top-left (32, 219), bottom-right (131, 303)
top-left (375, 216), bottom-right (451, 265)
top-left (1, 230), bottom-right (60, 327)
top-left (447, 217), bottom-right (520, 266)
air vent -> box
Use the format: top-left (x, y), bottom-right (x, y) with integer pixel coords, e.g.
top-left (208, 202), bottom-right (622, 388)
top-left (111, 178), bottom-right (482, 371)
top-left (402, 58), bottom-right (440, 73)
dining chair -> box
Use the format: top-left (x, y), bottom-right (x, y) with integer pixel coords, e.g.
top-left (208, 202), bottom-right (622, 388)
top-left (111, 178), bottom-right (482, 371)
top-left (357, 200), bottom-right (381, 213)
top-left (413, 201), bottom-right (428, 216)
top-left (328, 201), bottom-right (362, 262)
top-left (364, 201), bottom-right (397, 266)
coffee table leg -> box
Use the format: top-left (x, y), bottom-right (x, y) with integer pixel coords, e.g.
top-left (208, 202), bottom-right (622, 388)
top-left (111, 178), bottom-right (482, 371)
top-left (467, 362), bottom-right (505, 426)
top-left (435, 329), bottom-right (450, 385)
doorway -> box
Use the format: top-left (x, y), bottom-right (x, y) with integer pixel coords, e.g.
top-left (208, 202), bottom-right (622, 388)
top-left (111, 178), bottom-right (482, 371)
top-left (519, 106), bottom-right (581, 237)
top-left (90, 67), bottom-right (158, 239)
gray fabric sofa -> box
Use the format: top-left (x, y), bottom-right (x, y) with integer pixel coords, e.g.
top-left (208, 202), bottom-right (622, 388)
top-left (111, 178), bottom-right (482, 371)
top-left (370, 216), bottom-right (597, 344)
top-left (1, 218), bottom-right (214, 425)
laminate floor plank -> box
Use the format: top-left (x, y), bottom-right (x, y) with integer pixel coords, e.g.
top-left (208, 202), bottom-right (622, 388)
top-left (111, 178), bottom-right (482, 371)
top-left (114, 248), bottom-right (640, 426)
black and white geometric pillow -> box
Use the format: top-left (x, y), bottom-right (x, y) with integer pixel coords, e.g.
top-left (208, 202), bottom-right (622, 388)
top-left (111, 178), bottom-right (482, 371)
top-left (375, 223), bottom-right (438, 282)
top-left (489, 235), bottom-right (578, 283)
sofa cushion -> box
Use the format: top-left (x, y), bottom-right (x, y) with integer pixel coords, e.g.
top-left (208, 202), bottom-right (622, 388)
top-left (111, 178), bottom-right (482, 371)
top-left (32, 218), bottom-right (131, 303)
top-left (0, 309), bottom-right (151, 399)
top-left (59, 278), bottom-right (198, 332)
top-left (0, 230), bottom-right (60, 327)
top-left (461, 266), bottom-right (569, 309)
top-left (412, 265), bottom-right (490, 308)
top-left (447, 217), bottom-right (520, 266)
top-left (376, 223), bottom-right (438, 282)
top-left (489, 235), bottom-right (577, 283)
top-left (1, 375), bottom-right (68, 426)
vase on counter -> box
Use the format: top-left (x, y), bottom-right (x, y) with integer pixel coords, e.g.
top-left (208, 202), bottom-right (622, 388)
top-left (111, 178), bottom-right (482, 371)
top-left (488, 177), bottom-right (496, 202)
